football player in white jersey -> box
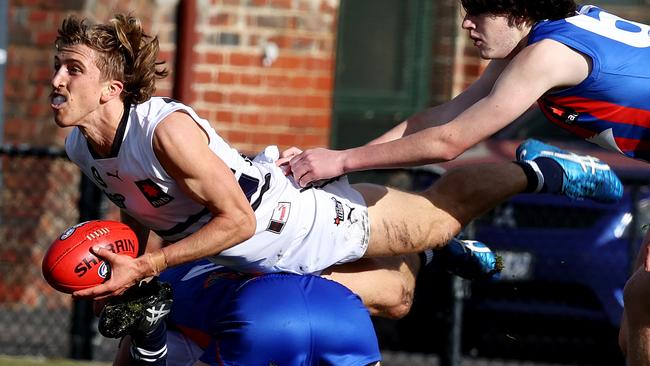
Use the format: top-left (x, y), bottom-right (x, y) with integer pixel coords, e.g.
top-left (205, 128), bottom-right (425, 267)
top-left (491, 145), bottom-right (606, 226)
top-left (51, 13), bottom-right (618, 332)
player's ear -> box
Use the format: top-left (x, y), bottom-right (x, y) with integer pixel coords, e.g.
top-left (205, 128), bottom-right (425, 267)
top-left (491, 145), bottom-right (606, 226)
top-left (101, 80), bottom-right (124, 102)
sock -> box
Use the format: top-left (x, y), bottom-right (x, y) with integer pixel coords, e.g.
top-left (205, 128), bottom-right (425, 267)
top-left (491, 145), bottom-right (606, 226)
top-left (130, 322), bottom-right (167, 366)
top-left (534, 157), bottom-right (564, 194)
top-left (515, 158), bottom-right (564, 194)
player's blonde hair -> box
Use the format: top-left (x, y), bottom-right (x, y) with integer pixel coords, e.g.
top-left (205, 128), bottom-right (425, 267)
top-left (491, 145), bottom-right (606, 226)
top-left (55, 14), bottom-right (168, 105)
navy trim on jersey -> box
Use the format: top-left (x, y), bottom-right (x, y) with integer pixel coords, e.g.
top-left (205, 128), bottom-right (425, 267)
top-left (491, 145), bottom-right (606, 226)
top-left (154, 207), bottom-right (211, 238)
top-left (250, 173), bottom-right (271, 211)
top-left (88, 102), bottom-right (131, 159)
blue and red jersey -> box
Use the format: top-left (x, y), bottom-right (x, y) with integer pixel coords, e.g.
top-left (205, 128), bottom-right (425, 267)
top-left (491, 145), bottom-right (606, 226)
top-left (529, 5), bottom-right (650, 161)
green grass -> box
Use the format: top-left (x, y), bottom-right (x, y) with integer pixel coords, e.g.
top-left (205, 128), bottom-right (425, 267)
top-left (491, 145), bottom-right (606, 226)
top-left (0, 356), bottom-right (110, 366)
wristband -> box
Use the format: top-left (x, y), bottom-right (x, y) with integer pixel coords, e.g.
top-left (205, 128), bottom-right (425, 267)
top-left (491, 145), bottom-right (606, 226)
top-left (147, 251), bottom-right (168, 276)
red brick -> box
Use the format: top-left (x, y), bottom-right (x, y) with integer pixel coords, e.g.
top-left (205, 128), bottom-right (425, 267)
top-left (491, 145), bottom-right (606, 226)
top-left (273, 55), bottom-right (303, 69)
top-left (255, 94), bottom-right (279, 107)
top-left (279, 94), bottom-right (303, 108)
top-left (249, 0), bottom-right (268, 6)
top-left (194, 71), bottom-right (214, 84)
top-left (205, 51), bottom-right (225, 65)
top-left (230, 52), bottom-right (258, 67)
top-left (314, 76), bottom-right (332, 90)
top-left (463, 63), bottom-right (480, 77)
top-left (299, 134), bottom-right (328, 148)
top-left (217, 110), bottom-right (234, 123)
top-left (35, 30), bottom-right (58, 45)
top-left (269, 0), bottom-right (292, 9)
top-left (230, 92), bottom-right (251, 105)
top-left (290, 76), bottom-right (311, 89)
top-left (265, 75), bottom-right (290, 88)
top-left (277, 133), bottom-right (296, 146)
top-left (217, 71), bottom-right (237, 84)
top-left (240, 73), bottom-right (261, 86)
top-left (6, 65), bottom-right (25, 80)
top-left (304, 95), bottom-right (331, 109)
top-left (304, 57), bottom-right (332, 72)
top-left (211, 13), bottom-right (232, 26)
top-left (228, 130), bottom-right (250, 144)
top-left (240, 113), bottom-right (261, 125)
top-left (204, 91), bottom-right (225, 103)
top-left (308, 114), bottom-right (331, 129)
top-left (29, 10), bottom-right (49, 23)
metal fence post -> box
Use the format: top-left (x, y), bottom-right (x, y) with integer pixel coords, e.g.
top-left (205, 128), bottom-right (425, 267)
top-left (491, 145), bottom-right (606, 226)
top-left (69, 174), bottom-right (104, 360)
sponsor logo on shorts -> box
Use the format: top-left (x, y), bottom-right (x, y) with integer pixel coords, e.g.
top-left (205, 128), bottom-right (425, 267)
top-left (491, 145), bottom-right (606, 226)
top-left (135, 179), bottom-right (174, 208)
top-left (267, 202), bottom-right (291, 234)
top-left (332, 197), bottom-right (344, 226)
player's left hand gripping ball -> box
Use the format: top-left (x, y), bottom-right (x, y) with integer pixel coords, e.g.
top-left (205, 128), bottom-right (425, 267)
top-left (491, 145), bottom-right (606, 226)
top-left (42, 220), bottom-right (139, 294)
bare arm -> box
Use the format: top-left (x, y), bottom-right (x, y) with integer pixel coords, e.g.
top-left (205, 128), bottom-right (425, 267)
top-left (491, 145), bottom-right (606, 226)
top-left (289, 40), bottom-right (591, 187)
top-left (74, 112), bottom-right (256, 298)
top-left (150, 112), bottom-right (256, 268)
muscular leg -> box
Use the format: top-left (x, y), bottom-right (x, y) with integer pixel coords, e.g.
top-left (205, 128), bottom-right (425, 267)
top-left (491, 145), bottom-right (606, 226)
top-left (621, 230), bottom-right (650, 365)
top-left (322, 254), bottom-right (421, 319)
top-left (359, 162), bottom-right (527, 256)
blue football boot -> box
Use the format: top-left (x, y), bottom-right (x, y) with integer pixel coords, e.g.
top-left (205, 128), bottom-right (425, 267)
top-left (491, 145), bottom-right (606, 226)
top-left (516, 139), bottom-right (623, 203)
top-left (431, 238), bottom-right (502, 280)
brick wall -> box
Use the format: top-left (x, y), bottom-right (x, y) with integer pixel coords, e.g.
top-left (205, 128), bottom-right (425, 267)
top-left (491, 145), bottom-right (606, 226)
top-left (181, 0), bottom-right (338, 154)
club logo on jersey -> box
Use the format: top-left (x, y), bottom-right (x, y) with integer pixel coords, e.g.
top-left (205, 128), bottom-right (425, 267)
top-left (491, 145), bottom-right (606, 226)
top-left (332, 197), bottom-right (344, 226)
top-left (541, 98), bottom-right (579, 125)
top-left (267, 202), bottom-right (291, 234)
top-left (135, 179), bottom-right (174, 208)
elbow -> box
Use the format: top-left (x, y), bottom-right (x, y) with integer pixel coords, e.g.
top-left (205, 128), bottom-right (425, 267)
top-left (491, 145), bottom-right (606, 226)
top-left (435, 136), bottom-right (467, 162)
top-left (236, 210), bottom-right (257, 242)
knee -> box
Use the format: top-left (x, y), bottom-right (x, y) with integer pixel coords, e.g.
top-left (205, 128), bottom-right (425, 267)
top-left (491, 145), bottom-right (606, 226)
top-left (368, 283), bottom-right (414, 320)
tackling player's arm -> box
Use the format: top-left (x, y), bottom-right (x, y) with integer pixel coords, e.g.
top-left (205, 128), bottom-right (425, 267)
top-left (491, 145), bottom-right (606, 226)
top-left (74, 111), bottom-right (256, 299)
top-left (288, 40), bottom-right (591, 187)
top-left (368, 58), bottom-right (509, 145)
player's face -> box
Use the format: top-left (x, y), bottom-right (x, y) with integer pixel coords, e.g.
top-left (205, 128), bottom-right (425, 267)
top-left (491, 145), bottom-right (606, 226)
top-left (50, 44), bottom-right (109, 128)
top-left (461, 12), bottom-right (529, 59)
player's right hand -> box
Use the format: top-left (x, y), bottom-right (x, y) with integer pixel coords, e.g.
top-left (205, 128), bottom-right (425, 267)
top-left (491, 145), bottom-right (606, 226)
top-left (278, 146), bottom-right (303, 176)
top-left (72, 246), bottom-right (149, 300)
top-left (288, 147), bottom-right (345, 188)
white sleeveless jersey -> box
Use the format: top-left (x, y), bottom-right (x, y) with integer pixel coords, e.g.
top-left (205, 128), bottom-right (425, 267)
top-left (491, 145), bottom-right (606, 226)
top-left (65, 97), bottom-right (369, 274)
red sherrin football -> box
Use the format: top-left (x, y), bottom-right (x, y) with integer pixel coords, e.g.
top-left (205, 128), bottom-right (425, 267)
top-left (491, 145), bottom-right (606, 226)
top-left (42, 220), bottom-right (139, 294)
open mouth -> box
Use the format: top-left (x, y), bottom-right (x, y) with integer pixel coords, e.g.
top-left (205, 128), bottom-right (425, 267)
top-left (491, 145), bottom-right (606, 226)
top-left (51, 93), bottom-right (67, 109)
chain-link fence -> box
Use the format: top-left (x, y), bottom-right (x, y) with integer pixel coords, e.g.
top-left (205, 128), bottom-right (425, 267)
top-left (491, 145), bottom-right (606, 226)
top-left (0, 145), bottom-right (118, 361)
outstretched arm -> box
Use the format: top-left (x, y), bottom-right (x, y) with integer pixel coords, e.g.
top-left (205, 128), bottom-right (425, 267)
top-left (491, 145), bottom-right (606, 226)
top-left (288, 40), bottom-right (591, 187)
